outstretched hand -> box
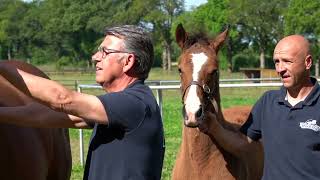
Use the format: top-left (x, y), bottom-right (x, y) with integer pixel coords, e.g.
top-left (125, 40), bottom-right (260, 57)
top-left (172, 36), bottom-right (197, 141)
top-left (198, 111), bottom-right (218, 135)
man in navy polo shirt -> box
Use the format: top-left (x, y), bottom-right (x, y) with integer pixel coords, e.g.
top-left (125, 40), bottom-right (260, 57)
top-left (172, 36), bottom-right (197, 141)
top-left (0, 25), bottom-right (165, 180)
top-left (239, 35), bottom-right (320, 180)
top-left (199, 35), bottom-right (320, 180)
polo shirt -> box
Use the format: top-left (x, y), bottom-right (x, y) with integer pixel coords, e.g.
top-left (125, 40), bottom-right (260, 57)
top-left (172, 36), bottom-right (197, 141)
top-left (241, 77), bottom-right (320, 180)
top-left (83, 80), bottom-right (165, 180)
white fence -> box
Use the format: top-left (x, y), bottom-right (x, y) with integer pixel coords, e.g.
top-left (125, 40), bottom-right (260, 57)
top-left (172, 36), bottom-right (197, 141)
top-left (76, 79), bottom-right (283, 166)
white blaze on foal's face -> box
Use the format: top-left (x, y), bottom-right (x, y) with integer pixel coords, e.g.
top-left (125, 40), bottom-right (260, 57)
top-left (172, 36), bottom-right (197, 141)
top-left (185, 53), bottom-right (208, 116)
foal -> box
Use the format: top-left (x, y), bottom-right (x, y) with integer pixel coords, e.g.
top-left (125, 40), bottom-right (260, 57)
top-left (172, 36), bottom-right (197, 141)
top-left (172, 24), bottom-right (263, 180)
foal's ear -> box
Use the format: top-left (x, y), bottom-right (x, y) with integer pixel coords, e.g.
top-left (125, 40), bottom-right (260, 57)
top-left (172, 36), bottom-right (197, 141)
top-left (176, 23), bottom-right (188, 49)
top-left (211, 28), bottom-right (229, 52)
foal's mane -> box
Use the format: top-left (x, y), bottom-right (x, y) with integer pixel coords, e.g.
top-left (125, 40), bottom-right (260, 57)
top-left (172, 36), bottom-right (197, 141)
top-left (183, 32), bottom-right (212, 50)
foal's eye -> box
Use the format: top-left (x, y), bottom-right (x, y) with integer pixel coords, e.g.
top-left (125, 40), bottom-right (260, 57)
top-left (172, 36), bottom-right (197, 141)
top-left (210, 70), bottom-right (218, 76)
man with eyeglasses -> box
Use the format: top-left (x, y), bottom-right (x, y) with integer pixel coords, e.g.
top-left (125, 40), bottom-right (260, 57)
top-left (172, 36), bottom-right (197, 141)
top-left (0, 25), bottom-right (165, 180)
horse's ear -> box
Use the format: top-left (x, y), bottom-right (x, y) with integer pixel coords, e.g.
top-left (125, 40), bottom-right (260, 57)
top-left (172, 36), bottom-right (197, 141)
top-left (211, 28), bottom-right (229, 52)
top-left (176, 23), bottom-right (188, 49)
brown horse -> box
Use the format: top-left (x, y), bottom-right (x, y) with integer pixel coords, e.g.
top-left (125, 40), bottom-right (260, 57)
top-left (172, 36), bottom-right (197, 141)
top-left (172, 24), bottom-right (263, 180)
top-left (0, 60), bottom-right (72, 180)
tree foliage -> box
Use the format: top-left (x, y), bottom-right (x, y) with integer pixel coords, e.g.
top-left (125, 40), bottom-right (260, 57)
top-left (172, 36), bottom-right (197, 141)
top-left (145, 0), bottom-right (184, 71)
top-left (228, 0), bottom-right (288, 69)
top-left (0, 0), bottom-right (158, 68)
top-left (1, 0), bottom-right (319, 74)
top-left (0, 0), bottom-right (29, 59)
top-left (172, 0), bottom-right (233, 70)
top-left (284, 0), bottom-right (320, 75)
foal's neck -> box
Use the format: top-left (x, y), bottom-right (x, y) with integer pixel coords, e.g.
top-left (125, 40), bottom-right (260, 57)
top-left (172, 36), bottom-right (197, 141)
top-left (182, 86), bottom-right (233, 158)
top-left (182, 98), bottom-right (229, 158)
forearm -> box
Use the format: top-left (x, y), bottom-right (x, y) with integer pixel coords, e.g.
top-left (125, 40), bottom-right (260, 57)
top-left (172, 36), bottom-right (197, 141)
top-left (0, 103), bottom-right (92, 129)
top-left (0, 63), bottom-right (108, 124)
top-left (17, 69), bottom-right (70, 108)
top-left (204, 115), bottom-right (254, 159)
top-left (0, 64), bottom-right (72, 109)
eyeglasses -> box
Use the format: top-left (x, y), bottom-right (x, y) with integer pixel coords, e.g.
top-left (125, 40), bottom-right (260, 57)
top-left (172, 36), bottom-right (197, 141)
top-left (97, 46), bottom-right (133, 58)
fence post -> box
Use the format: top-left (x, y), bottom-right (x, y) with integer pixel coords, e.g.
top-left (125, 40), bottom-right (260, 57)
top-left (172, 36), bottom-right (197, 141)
top-left (155, 81), bottom-right (163, 118)
top-left (156, 89), bottom-right (163, 118)
top-left (77, 84), bottom-right (85, 167)
top-left (74, 80), bottom-right (79, 91)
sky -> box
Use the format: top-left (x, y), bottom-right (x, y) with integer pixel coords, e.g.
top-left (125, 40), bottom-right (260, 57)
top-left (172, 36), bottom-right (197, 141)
top-left (185, 0), bottom-right (208, 10)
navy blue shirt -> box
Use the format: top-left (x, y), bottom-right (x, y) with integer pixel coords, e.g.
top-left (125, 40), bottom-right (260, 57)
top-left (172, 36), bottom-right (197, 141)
top-left (83, 80), bottom-right (165, 180)
top-left (241, 77), bottom-right (320, 180)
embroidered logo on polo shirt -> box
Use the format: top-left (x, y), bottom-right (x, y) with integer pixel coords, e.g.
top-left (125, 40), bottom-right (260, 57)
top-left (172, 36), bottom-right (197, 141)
top-left (299, 119), bottom-right (320, 132)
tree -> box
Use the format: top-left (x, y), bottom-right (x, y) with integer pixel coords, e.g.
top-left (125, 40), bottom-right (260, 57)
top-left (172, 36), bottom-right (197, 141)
top-left (0, 0), bottom-right (29, 60)
top-left (146, 0), bottom-right (184, 71)
top-left (16, 0), bottom-right (158, 67)
top-left (186, 0), bottom-right (232, 71)
top-left (172, 0), bottom-right (254, 72)
top-left (284, 0), bottom-right (320, 76)
top-left (229, 0), bottom-right (288, 69)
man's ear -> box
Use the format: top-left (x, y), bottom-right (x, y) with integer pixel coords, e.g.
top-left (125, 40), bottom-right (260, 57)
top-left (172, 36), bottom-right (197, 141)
top-left (305, 55), bottom-right (312, 70)
top-left (123, 54), bottom-right (136, 73)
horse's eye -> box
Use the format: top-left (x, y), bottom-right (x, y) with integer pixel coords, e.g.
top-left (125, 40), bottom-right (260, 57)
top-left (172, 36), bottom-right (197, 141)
top-left (178, 68), bottom-right (182, 75)
top-left (211, 70), bottom-right (218, 76)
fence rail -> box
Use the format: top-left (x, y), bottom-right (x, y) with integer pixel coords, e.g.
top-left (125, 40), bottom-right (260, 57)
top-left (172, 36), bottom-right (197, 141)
top-left (54, 77), bottom-right (283, 89)
top-left (74, 78), bottom-right (320, 165)
top-left (76, 81), bottom-right (283, 166)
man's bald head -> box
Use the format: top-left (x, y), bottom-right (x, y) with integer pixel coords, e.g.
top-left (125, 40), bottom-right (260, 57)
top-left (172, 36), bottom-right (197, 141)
top-left (274, 35), bottom-right (310, 60)
top-left (273, 34), bottom-right (313, 91)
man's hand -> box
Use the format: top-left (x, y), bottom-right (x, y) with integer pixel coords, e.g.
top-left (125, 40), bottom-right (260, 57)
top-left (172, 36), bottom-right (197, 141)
top-left (198, 111), bottom-right (218, 135)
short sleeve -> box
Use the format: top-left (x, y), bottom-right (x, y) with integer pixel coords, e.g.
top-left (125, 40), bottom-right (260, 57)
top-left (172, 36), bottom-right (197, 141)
top-left (240, 95), bottom-right (265, 141)
top-left (97, 92), bottom-right (146, 132)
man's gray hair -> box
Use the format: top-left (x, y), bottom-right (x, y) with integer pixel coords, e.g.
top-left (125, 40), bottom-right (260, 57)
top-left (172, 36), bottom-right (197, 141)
top-left (105, 25), bottom-right (154, 80)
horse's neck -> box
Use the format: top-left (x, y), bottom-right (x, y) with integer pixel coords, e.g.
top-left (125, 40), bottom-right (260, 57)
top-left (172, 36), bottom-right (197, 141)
top-left (183, 126), bottom-right (217, 151)
top-left (181, 106), bottom-right (230, 165)
top-left (213, 88), bottom-right (230, 128)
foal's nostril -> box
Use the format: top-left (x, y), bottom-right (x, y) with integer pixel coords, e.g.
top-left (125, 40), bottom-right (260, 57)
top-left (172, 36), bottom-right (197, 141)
top-left (195, 107), bottom-right (203, 118)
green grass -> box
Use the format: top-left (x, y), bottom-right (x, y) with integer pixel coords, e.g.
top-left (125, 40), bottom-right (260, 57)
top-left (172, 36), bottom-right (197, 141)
top-left (43, 68), bottom-right (271, 180)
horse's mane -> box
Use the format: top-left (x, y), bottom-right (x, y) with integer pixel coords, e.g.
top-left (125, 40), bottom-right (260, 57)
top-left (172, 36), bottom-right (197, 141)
top-left (183, 32), bottom-right (211, 49)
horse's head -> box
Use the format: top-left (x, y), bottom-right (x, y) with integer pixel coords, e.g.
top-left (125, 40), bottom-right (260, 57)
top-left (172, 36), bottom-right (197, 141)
top-left (176, 24), bottom-right (228, 128)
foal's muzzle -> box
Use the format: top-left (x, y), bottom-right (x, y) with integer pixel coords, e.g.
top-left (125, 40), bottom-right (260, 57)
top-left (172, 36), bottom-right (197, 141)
top-left (182, 104), bottom-right (205, 128)
top-left (181, 81), bottom-right (213, 128)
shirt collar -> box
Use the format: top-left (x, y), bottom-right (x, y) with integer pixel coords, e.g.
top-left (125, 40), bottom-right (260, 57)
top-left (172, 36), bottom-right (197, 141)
top-left (126, 79), bottom-right (145, 89)
top-left (277, 77), bottom-right (320, 106)
top-left (303, 77), bottom-right (320, 106)
top-left (278, 86), bottom-right (287, 104)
